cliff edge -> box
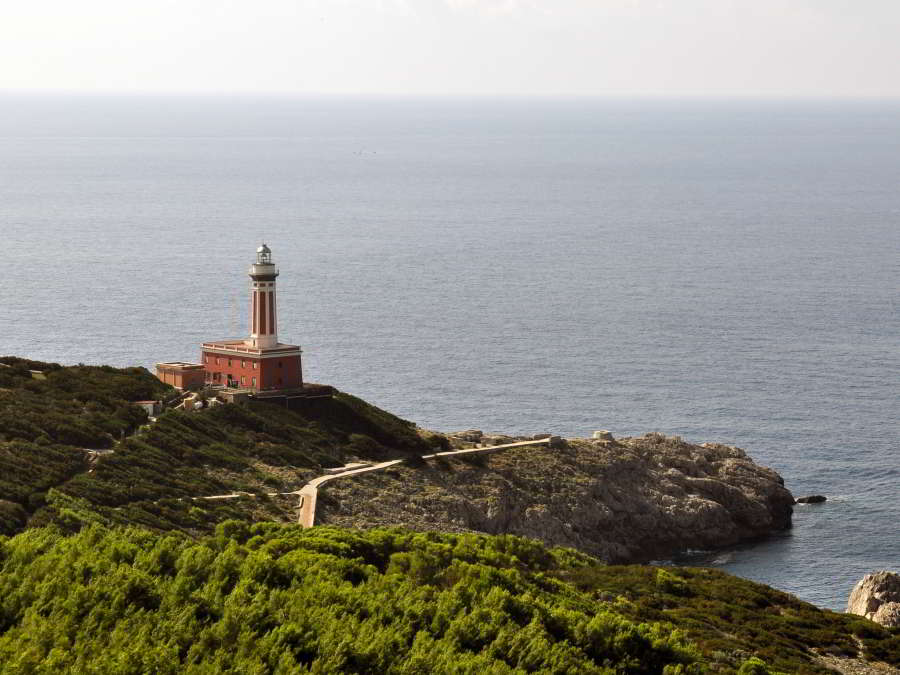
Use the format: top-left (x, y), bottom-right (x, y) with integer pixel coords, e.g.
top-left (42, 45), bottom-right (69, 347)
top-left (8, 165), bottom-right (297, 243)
top-left (317, 431), bottom-right (794, 563)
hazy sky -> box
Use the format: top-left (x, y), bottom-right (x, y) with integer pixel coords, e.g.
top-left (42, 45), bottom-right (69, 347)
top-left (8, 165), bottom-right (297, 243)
top-left (2, 0), bottom-right (899, 97)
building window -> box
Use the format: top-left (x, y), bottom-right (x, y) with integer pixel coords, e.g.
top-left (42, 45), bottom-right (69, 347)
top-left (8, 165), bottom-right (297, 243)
top-left (228, 359), bottom-right (232, 367)
top-left (241, 360), bottom-right (246, 368)
top-left (251, 376), bottom-right (257, 387)
top-left (241, 375), bottom-right (246, 385)
top-left (252, 361), bottom-right (257, 369)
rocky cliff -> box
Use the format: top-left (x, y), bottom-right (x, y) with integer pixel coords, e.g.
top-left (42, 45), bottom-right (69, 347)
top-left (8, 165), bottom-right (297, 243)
top-left (317, 431), bottom-right (794, 563)
top-left (848, 571), bottom-right (900, 628)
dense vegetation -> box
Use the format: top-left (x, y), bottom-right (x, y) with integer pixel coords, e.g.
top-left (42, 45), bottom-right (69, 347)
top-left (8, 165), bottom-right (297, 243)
top-left (2, 358), bottom-right (897, 673)
top-left (562, 566), bottom-right (900, 673)
top-left (45, 394), bottom-right (435, 534)
top-left (0, 524), bottom-right (896, 674)
top-left (0, 357), bottom-right (172, 535)
top-left (0, 358), bottom-right (436, 536)
top-left (0, 357), bottom-right (171, 448)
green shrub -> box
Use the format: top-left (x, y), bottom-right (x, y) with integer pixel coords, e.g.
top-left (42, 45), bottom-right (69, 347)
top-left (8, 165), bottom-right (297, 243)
top-left (656, 568), bottom-right (691, 596)
top-left (738, 657), bottom-right (771, 674)
top-left (559, 564), bottom-right (900, 674)
top-left (0, 525), bottom-right (702, 673)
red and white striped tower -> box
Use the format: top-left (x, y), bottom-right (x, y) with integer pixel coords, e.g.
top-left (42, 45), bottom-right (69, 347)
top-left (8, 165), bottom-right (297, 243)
top-left (248, 243), bottom-right (279, 349)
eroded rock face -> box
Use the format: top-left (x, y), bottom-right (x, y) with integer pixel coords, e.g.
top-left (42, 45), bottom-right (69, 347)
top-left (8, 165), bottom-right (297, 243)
top-left (847, 571), bottom-right (900, 627)
top-left (317, 432), bottom-right (795, 563)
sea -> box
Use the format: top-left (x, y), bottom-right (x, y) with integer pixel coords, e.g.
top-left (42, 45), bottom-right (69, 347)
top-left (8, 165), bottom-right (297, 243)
top-left (1, 94), bottom-right (897, 612)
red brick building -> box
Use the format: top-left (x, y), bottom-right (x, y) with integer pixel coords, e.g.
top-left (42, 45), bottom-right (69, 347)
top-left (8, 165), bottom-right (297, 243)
top-left (201, 244), bottom-right (303, 391)
top-left (200, 341), bottom-right (302, 390)
top-left (155, 362), bottom-right (206, 390)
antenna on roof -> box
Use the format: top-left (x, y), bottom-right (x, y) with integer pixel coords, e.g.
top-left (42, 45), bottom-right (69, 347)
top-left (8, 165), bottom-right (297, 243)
top-left (231, 293), bottom-right (238, 337)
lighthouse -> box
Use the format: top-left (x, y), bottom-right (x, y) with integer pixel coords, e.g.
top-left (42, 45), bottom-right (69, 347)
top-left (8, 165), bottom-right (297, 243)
top-left (200, 244), bottom-right (303, 391)
top-left (248, 243), bottom-right (278, 349)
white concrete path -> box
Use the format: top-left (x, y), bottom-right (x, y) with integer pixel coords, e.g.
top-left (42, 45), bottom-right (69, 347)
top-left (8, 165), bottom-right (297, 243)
top-left (297, 437), bottom-right (551, 527)
top-left (295, 459), bottom-right (405, 527)
top-left (189, 437), bottom-right (552, 528)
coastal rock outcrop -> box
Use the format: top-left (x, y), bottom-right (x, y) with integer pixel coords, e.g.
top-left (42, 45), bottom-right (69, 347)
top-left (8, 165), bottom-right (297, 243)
top-left (317, 432), bottom-right (795, 563)
top-left (847, 571), bottom-right (900, 627)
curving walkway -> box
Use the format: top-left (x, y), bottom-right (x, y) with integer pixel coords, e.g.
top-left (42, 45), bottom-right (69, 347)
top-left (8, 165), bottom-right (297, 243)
top-left (295, 459), bottom-right (405, 527)
top-left (297, 438), bottom-right (551, 528)
top-left (188, 437), bottom-right (553, 528)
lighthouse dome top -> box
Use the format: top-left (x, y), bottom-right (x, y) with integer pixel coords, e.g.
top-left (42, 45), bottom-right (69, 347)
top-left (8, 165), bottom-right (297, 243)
top-left (249, 243), bottom-right (279, 280)
top-left (256, 243), bottom-right (272, 265)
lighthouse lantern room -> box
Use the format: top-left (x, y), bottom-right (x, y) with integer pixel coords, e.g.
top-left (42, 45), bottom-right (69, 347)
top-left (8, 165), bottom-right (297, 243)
top-left (200, 244), bottom-right (303, 391)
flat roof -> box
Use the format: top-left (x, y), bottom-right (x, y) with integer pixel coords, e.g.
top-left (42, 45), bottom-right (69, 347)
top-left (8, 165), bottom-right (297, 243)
top-left (156, 362), bottom-right (204, 369)
top-left (201, 339), bottom-right (301, 354)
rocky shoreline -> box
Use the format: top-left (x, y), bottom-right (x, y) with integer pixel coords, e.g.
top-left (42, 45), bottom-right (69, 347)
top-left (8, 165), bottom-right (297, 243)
top-left (317, 430), bottom-right (795, 563)
top-left (848, 571), bottom-right (900, 628)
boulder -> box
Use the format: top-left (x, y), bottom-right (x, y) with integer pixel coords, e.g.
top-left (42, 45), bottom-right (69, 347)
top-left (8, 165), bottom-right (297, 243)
top-left (450, 430), bottom-right (483, 443)
top-left (481, 434), bottom-right (516, 446)
top-left (592, 430), bottom-right (615, 441)
top-left (796, 495), bottom-right (827, 504)
top-left (847, 571), bottom-right (900, 627)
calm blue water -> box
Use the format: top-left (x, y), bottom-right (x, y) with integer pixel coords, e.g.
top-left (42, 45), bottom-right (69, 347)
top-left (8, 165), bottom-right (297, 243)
top-left (1, 95), bottom-right (897, 611)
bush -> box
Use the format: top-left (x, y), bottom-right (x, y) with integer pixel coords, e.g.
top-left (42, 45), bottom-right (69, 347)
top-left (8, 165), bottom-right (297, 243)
top-left (559, 564), bottom-right (899, 674)
top-left (738, 657), bottom-right (771, 674)
top-left (0, 525), bottom-right (703, 673)
top-left (656, 568), bottom-right (691, 596)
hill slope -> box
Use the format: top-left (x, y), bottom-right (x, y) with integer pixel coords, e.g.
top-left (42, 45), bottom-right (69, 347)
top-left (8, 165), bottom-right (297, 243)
top-left (0, 524), bottom-right (897, 674)
top-left (1, 357), bottom-right (791, 562)
top-left (0, 358), bottom-right (436, 536)
top-left (1, 358), bottom-right (898, 672)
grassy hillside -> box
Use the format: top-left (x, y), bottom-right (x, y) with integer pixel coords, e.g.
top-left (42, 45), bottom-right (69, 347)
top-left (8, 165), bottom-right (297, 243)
top-left (0, 358), bottom-right (437, 536)
top-left (2, 358), bottom-right (897, 673)
top-left (0, 357), bottom-right (172, 534)
top-left (0, 524), bottom-right (896, 674)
